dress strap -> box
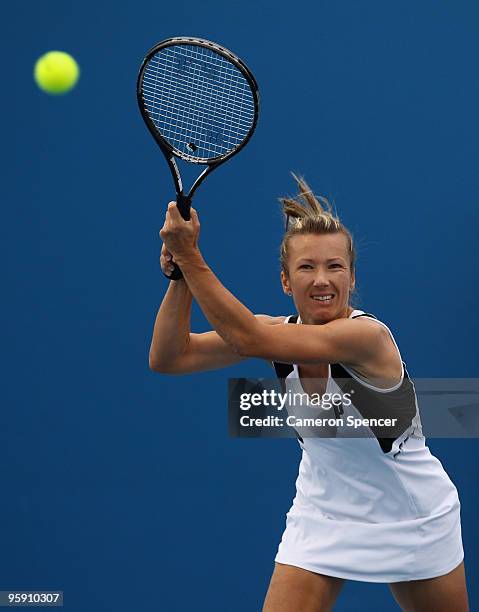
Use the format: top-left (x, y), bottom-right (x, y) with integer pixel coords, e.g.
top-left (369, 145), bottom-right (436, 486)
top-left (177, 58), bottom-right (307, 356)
top-left (352, 312), bottom-right (377, 319)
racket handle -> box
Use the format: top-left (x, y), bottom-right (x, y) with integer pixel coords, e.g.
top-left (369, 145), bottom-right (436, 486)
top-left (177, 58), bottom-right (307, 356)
top-left (176, 192), bottom-right (191, 221)
top-left (162, 193), bottom-right (191, 281)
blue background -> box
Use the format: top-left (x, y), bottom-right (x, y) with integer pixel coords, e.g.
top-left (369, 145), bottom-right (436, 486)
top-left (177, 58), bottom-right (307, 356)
top-left (3, 0), bottom-right (478, 610)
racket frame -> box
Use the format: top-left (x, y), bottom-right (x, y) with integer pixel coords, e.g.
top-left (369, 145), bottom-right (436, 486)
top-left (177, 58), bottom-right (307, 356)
top-left (136, 36), bottom-right (259, 278)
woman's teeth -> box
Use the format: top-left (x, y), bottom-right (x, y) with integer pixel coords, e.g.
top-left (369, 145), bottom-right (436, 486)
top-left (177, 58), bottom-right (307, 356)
top-left (312, 295), bottom-right (333, 302)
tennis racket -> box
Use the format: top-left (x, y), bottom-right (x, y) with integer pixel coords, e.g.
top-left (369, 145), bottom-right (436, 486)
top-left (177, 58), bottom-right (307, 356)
top-left (137, 36), bottom-right (260, 280)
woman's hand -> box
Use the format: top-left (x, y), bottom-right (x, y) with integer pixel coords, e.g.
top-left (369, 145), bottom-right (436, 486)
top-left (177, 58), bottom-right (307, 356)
top-left (159, 202), bottom-right (201, 264)
top-left (160, 243), bottom-right (177, 277)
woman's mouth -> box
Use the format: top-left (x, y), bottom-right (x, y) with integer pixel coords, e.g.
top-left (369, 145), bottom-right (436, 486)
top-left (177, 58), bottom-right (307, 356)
top-left (311, 294), bottom-right (334, 303)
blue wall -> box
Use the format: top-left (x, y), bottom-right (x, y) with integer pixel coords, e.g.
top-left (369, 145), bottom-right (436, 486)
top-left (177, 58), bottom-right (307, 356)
top-left (2, 1), bottom-right (478, 609)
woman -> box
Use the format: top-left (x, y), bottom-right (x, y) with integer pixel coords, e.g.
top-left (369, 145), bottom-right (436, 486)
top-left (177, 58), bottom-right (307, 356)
top-left (150, 177), bottom-right (469, 611)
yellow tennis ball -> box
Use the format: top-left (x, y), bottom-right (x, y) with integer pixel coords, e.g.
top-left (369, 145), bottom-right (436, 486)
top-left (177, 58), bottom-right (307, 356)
top-left (34, 51), bottom-right (80, 95)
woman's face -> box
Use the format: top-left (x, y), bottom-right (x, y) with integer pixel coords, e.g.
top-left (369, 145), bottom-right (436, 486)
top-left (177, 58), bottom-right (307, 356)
top-left (281, 232), bottom-right (355, 325)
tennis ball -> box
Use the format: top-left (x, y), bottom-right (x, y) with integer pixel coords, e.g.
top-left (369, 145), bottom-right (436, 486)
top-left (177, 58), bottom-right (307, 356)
top-left (34, 51), bottom-right (80, 95)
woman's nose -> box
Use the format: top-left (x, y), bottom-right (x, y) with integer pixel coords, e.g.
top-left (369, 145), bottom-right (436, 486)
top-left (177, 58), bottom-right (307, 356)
top-left (312, 270), bottom-right (329, 286)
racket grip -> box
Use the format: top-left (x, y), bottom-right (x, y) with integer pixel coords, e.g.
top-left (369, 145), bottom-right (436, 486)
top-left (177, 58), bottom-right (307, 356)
top-left (176, 192), bottom-right (191, 221)
top-left (163, 261), bottom-right (183, 281)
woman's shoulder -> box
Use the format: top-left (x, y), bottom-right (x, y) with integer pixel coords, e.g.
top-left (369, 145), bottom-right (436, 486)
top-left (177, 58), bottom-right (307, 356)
top-left (351, 311), bottom-right (395, 335)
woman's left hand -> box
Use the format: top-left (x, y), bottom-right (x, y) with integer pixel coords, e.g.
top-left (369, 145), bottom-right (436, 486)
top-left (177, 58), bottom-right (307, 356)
top-left (159, 202), bottom-right (201, 262)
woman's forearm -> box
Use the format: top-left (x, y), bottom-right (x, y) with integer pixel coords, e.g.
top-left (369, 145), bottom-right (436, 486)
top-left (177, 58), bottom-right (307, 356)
top-left (149, 279), bottom-right (194, 370)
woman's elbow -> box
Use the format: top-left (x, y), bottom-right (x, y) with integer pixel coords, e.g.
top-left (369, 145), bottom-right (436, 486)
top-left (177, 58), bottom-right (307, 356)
top-left (149, 354), bottom-right (172, 373)
top-left (149, 355), bottom-right (162, 372)
top-left (234, 323), bottom-right (268, 358)
top-left (233, 335), bottom-right (259, 358)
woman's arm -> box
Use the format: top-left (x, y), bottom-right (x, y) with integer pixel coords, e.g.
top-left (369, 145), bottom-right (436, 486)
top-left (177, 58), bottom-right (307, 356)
top-left (150, 240), bottom-right (245, 374)
top-left (150, 313), bottom-right (286, 375)
top-left (149, 273), bottom-right (247, 374)
top-left (149, 253), bottom-right (285, 373)
top-left (148, 278), bottom-right (194, 372)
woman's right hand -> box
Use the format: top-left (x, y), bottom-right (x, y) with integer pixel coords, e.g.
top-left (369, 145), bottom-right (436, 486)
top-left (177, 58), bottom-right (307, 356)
top-left (160, 243), bottom-right (176, 277)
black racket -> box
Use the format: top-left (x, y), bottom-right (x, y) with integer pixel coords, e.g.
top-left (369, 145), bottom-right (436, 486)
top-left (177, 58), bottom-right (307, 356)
top-left (137, 36), bottom-right (260, 280)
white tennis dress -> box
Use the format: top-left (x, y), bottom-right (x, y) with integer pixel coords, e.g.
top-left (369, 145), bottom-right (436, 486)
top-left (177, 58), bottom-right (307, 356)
top-left (273, 309), bottom-right (464, 583)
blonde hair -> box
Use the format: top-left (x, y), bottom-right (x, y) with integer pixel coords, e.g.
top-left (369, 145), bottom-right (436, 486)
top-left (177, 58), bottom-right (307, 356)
top-left (279, 174), bottom-right (356, 277)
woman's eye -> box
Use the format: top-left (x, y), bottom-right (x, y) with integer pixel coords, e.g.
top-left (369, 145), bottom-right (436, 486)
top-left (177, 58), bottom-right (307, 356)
top-left (330, 264), bottom-right (342, 268)
top-left (299, 264), bottom-right (313, 269)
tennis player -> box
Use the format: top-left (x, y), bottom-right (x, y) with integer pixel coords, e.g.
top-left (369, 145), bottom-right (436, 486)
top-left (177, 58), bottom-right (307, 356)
top-left (150, 177), bottom-right (469, 611)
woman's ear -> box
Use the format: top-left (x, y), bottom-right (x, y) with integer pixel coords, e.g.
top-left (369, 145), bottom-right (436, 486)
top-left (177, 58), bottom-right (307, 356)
top-left (280, 270), bottom-right (291, 295)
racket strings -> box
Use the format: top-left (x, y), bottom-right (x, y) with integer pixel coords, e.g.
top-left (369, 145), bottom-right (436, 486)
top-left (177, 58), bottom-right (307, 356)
top-left (140, 43), bottom-right (256, 161)
top-left (145, 48), bottom-right (252, 157)
top-left (142, 71), bottom-right (253, 132)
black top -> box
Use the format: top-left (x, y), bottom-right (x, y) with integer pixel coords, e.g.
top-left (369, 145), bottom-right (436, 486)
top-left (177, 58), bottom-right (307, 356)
top-left (271, 313), bottom-right (418, 454)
